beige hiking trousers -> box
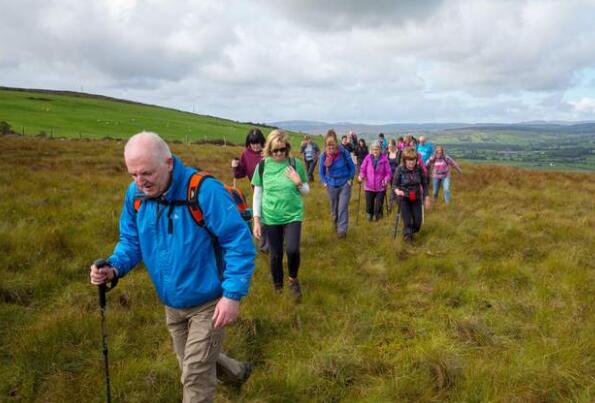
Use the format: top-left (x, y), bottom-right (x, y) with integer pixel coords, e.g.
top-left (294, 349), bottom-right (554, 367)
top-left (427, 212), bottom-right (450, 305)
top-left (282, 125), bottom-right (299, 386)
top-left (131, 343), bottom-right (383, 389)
top-left (165, 300), bottom-right (247, 403)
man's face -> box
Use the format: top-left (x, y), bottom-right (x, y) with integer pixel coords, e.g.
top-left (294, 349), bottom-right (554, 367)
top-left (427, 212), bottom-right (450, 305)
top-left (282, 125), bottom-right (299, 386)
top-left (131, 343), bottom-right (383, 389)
top-left (342, 137), bottom-right (349, 145)
top-left (419, 137), bottom-right (426, 145)
top-left (126, 153), bottom-right (173, 198)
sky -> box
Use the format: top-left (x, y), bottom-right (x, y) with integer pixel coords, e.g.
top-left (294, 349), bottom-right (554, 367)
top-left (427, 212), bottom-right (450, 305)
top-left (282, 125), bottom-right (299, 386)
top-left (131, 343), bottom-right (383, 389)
top-left (1, 0), bottom-right (595, 124)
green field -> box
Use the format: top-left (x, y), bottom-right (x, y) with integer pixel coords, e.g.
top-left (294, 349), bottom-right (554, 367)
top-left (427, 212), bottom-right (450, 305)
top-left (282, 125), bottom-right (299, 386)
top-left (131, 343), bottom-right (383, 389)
top-left (427, 128), bottom-right (595, 171)
top-left (0, 87), bottom-right (307, 146)
top-left (1, 135), bottom-right (594, 402)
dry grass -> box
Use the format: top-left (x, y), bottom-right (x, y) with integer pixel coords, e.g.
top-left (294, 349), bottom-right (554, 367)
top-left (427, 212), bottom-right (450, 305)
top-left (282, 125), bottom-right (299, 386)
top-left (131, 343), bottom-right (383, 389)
top-left (0, 135), bottom-right (594, 402)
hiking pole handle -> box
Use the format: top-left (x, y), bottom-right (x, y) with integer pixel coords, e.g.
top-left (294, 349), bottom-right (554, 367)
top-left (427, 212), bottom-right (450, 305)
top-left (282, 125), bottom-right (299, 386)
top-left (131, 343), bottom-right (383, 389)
top-left (94, 259), bottom-right (110, 309)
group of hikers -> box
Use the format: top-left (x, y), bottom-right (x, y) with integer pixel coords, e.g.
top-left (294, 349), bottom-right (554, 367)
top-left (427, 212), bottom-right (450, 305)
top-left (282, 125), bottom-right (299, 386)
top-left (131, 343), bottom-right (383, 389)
top-left (89, 128), bottom-right (462, 402)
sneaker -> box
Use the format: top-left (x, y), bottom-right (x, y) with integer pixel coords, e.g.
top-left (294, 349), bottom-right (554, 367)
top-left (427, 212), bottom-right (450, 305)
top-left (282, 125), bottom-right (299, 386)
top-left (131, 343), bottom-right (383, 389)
top-left (366, 214), bottom-right (373, 222)
top-left (288, 278), bottom-right (302, 302)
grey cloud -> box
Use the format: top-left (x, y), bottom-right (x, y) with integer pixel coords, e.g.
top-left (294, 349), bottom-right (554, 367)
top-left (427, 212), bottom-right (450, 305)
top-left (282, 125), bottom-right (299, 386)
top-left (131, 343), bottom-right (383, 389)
top-left (261, 0), bottom-right (444, 29)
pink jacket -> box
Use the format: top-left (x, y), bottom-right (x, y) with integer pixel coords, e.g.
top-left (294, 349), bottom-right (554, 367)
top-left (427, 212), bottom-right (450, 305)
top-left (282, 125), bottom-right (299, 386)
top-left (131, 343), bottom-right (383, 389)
top-left (359, 154), bottom-right (392, 192)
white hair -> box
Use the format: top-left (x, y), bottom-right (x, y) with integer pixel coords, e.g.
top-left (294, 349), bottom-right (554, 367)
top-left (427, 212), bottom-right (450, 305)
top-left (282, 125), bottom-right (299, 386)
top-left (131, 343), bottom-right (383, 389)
top-left (124, 131), bottom-right (172, 161)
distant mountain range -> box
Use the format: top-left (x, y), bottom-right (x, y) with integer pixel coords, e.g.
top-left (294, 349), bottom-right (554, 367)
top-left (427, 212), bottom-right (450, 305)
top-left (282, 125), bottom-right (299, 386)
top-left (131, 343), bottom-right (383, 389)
top-left (270, 120), bottom-right (595, 136)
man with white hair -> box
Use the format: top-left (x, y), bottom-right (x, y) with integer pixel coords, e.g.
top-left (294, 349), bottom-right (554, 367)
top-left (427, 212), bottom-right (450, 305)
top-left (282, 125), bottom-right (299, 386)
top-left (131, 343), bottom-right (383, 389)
top-left (90, 131), bottom-right (255, 402)
top-left (417, 136), bottom-right (434, 165)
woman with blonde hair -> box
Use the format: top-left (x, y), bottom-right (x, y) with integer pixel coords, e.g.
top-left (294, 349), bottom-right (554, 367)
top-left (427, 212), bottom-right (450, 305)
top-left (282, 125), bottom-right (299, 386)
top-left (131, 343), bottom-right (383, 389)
top-left (252, 130), bottom-right (309, 300)
top-left (319, 132), bottom-right (356, 238)
top-left (392, 147), bottom-right (430, 242)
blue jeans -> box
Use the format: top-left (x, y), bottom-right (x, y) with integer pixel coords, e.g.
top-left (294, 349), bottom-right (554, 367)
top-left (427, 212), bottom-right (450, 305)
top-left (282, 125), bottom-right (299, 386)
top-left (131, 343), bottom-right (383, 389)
top-left (433, 176), bottom-right (451, 203)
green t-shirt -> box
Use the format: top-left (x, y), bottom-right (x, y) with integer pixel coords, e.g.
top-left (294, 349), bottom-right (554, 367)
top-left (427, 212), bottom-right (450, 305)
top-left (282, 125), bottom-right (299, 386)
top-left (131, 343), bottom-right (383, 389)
top-left (251, 157), bottom-right (308, 225)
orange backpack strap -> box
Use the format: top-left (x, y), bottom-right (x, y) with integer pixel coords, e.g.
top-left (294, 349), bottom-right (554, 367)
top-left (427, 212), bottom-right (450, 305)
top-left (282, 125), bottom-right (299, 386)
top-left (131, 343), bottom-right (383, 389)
top-left (223, 185), bottom-right (248, 214)
top-left (133, 198), bottom-right (142, 212)
top-left (186, 171), bottom-right (212, 226)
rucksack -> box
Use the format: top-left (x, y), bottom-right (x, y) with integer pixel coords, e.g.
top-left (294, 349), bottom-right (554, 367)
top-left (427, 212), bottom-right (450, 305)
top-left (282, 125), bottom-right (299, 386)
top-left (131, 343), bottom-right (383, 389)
top-left (257, 157), bottom-right (296, 187)
top-left (132, 170), bottom-right (253, 234)
top-left (132, 170), bottom-right (252, 280)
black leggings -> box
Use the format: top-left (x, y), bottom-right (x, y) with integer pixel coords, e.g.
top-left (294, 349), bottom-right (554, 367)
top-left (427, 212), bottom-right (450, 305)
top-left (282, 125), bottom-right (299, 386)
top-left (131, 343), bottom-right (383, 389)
top-left (365, 190), bottom-right (385, 218)
top-left (399, 198), bottom-right (422, 237)
top-left (263, 221), bottom-right (302, 287)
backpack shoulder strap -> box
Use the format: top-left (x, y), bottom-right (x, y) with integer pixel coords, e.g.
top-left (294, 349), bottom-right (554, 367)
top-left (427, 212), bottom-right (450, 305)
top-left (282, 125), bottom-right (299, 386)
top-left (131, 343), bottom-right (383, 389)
top-left (289, 157), bottom-right (296, 169)
top-left (186, 170), bottom-right (213, 226)
top-left (258, 159), bottom-right (266, 180)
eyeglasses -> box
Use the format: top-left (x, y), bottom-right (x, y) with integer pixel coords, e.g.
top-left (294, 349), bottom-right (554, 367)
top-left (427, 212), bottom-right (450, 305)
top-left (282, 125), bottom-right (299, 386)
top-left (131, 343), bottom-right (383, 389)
top-left (272, 147), bottom-right (287, 154)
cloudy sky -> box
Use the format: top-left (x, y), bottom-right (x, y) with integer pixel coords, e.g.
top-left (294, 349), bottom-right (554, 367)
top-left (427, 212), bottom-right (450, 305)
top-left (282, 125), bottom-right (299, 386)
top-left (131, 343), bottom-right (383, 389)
top-left (2, 0), bottom-right (595, 124)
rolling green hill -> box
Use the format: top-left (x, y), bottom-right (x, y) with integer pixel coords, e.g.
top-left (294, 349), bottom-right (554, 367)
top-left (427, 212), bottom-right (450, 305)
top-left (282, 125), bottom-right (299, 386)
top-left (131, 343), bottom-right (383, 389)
top-left (0, 87), bottom-right (302, 145)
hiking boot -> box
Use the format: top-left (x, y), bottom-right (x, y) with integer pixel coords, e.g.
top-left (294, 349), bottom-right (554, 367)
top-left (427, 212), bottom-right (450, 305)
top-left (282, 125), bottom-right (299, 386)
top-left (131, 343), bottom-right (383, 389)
top-left (366, 213), bottom-right (373, 222)
top-left (288, 278), bottom-right (302, 302)
top-left (239, 362), bottom-right (252, 384)
top-left (273, 283), bottom-right (283, 293)
top-left (337, 232), bottom-right (347, 239)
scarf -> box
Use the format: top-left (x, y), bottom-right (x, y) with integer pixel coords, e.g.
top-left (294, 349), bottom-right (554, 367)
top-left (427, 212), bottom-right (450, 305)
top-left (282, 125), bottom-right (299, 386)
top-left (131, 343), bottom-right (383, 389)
top-left (324, 149), bottom-right (340, 168)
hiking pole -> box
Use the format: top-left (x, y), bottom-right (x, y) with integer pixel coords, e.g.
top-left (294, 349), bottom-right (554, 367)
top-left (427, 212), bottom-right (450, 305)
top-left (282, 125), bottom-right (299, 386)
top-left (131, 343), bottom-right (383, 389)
top-left (356, 180), bottom-right (362, 224)
top-left (384, 190), bottom-right (389, 216)
top-left (94, 258), bottom-right (118, 403)
top-left (392, 196), bottom-right (402, 240)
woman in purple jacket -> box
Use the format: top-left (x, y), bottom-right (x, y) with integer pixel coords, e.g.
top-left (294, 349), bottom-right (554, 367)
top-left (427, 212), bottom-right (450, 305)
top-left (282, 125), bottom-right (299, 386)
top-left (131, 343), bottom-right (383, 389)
top-left (231, 128), bottom-right (268, 252)
top-left (231, 128), bottom-right (266, 182)
top-left (358, 143), bottom-right (392, 221)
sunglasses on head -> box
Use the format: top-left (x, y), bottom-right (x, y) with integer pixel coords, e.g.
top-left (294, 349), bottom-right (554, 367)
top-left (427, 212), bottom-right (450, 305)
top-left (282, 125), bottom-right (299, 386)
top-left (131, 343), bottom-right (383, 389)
top-left (272, 147), bottom-right (287, 154)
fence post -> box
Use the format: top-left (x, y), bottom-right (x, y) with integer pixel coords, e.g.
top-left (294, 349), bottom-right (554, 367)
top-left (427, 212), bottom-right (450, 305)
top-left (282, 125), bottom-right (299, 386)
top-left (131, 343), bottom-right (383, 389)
top-left (224, 136), bottom-right (227, 147)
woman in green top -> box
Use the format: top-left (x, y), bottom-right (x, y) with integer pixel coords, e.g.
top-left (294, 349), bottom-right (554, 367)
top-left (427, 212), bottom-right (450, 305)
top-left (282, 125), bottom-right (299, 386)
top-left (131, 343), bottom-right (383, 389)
top-left (252, 129), bottom-right (309, 300)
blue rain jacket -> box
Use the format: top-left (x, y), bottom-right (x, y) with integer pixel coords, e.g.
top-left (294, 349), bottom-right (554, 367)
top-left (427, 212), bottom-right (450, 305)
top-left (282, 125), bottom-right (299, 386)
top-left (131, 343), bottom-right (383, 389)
top-left (319, 145), bottom-right (356, 187)
top-left (107, 156), bottom-right (256, 309)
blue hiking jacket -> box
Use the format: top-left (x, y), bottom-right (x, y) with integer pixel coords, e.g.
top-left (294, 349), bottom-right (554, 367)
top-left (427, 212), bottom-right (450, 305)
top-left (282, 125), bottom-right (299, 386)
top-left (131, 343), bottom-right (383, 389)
top-left (107, 156), bottom-right (256, 309)
top-left (318, 145), bottom-right (356, 187)
top-left (417, 143), bottom-right (434, 165)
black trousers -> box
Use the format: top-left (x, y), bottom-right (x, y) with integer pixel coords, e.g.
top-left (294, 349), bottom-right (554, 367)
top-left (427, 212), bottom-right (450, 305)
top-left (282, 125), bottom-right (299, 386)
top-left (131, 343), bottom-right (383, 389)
top-left (263, 221), bottom-right (302, 287)
top-left (400, 197), bottom-right (422, 237)
top-left (304, 159), bottom-right (317, 181)
top-left (365, 190), bottom-right (385, 219)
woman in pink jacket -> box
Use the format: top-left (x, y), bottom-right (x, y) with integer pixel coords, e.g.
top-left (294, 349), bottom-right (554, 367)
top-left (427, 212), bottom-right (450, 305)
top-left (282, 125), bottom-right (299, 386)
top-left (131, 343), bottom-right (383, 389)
top-left (358, 143), bottom-right (392, 221)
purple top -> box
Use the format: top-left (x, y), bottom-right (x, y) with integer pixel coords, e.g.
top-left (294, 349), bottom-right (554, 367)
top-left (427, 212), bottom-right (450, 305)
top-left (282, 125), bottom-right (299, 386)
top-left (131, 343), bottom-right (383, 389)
top-left (359, 154), bottom-right (392, 192)
top-left (233, 147), bottom-right (263, 180)
top-left (427, 155), bottom-right (461, 179)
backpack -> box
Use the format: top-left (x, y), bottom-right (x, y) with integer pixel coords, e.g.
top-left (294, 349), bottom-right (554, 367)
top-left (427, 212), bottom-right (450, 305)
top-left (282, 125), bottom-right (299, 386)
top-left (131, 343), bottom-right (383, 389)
top-left (257, 157), bottom-right (296, 187)
top-left (132, 170), bottom-right (252, 280)
top-left (132, 170), bottom-right (253, 234)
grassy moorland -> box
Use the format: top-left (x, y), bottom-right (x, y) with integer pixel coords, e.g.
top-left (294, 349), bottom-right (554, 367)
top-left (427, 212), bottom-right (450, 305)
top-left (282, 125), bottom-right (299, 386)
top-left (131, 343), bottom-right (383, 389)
top-left (0, 134), bottom-right (594, 402)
